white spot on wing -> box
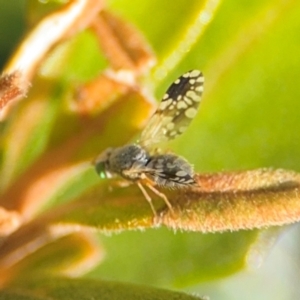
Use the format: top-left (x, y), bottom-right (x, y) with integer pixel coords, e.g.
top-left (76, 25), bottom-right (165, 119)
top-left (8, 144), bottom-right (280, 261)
top-left (185, 107), bottom-right (197, 119)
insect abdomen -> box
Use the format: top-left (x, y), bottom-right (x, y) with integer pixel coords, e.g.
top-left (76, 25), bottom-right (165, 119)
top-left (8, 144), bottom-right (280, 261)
top-left (146, 154), bottom-right (196, 188)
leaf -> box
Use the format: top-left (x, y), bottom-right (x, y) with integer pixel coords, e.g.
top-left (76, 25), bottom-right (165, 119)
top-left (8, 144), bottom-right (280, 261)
top-left (2, 277), bottom-right (205, 300)
top-left (1, 168), bottom-right (298, 286)
top-left (0, 87), bottom-right (153, 215)
top-left (41, 168), bottom-right (300, 233)
top-left (109, 0), bottom-right (210, 61)
top-left (0, 226), bottom-right (102, 287)
top-left (3, 0), bottom-right (104, 83)
top-left (0, 77), bottom-right (60, 191)
top-left (1, 0), bottom-right (300, 295)
top-left (169, 0), bottom-right (300, 172)
top-left (0, 207), bottom-right (21, 237)
top-left (88, 228), bottom-right (258, 286)
top-left (0, 72), bottom-right (29, 110)
top-left (0, 2), bottom-right (25, 69)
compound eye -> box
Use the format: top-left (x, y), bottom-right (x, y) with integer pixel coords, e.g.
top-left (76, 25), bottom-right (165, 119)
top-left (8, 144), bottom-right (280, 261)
top-left (95, 161), bottom-right (107, 179)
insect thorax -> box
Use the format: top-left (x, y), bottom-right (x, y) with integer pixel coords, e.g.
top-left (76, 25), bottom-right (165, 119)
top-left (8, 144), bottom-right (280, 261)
top-left (95, 144), bottom-right (150, 180)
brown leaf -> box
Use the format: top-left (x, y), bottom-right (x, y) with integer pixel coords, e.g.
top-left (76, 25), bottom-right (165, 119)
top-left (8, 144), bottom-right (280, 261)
top-left (160, 168), bottom-right (300, 232)
top-left (0, 84), bottom-right (154, 218)
top-left (0, 72), bottom-right (29, 112)
top-left (50, 168), bottom-right (300, 233)
top-left (0, 168), bottom-right (298, 286)
top-left (0, 208), bottom-right (21, 237)
top-left (0, 225), bottom-right (103, 288)
top-left (92, 10), bottom-right (155, 74)
top-left (1, 0), bottom-right (104, 115)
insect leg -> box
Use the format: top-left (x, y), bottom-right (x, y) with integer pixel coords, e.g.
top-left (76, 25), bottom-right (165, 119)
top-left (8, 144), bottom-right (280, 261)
top-left (137, 182), bottom-right (157, 216)
top-left (144, 182), bottom-right (174, 213)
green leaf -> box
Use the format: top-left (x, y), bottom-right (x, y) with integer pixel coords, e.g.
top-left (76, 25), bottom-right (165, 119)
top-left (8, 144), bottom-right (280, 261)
top-left (0, 0), bottom-right (26, 68)
top-left (1, 0), bottom-right (300, 296)
top-left (2, 277), bottom-right (205, 300)
top-left (4, 231), bottom-right (102, 286)
top-left (169, 0), bottom-right (300, 172)
top-left (88, 229), bottom-right (258, 287)
top-left (0, 77), bottom-right (61, 191)
top-left (108, 0), bottom-right (205, 60)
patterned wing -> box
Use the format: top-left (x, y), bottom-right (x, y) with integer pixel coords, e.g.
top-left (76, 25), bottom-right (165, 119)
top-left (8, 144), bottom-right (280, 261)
top-left (140, 70), bottom-right (204, 147)
top-left (145, 154), bottom-right (196, 187)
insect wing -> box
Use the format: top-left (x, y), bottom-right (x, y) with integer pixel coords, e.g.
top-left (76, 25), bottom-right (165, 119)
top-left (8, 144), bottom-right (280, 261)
top-left (140, 70), bottom-right (204, 147)
top-left (146, 154), bottom-right (196, 187)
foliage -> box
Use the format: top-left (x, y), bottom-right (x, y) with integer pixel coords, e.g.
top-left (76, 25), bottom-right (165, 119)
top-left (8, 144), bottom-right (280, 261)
top-left (0, 0), bottom-right (300, 299)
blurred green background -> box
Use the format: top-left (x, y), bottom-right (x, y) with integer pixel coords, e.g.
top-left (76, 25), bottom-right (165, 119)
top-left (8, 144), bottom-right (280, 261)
top-left (1, 0), bottom-right (300, 299)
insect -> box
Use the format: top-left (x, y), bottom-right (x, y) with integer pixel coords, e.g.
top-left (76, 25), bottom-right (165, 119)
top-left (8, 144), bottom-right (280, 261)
top-left (94, 70), bottom-right (204, 215)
